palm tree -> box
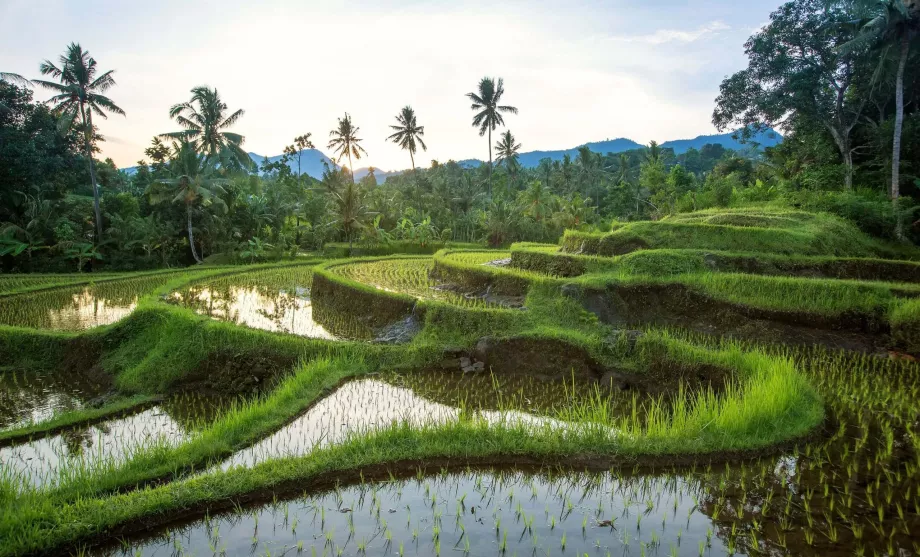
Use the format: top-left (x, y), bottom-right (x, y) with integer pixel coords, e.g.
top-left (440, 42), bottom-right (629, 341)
top-left (161, 86), bottom-right (249, 171)
top-left (34, 43), bottom-right (124, 244)
top-left (467, 77), bottom-right (518, 195)
top-left (321, 162), bottom-right (371, 247)
top-left (387, 106), bottom-right (427, 171)
top-left (147, 140), bottom-right (228, 263)
top-left (495, 130), bottom-right (522, 168)
top-left (0, 72), bottom-right (32, 112)
top-left (845, 0), bottom-right (919, 239)
top-left (521, 180), bottom-right (552, 224)
top-left (644, 141), bottom-right (663, 164)
top-left (328, 113), bottom-right (367, 184)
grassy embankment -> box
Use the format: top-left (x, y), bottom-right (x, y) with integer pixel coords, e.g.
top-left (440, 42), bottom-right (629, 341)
top-left (426, 210), bottom-right (920, 354)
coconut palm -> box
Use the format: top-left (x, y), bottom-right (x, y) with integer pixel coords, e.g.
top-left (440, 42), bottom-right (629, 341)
top-left (387, 106), bottom-right (427, 171)
top-left (161, 86), bottom-right (249, 171)
top-left (495, 130), bottom-right (522, 168)
top-left (321, 162), bottom-right (372, 248)
top-left (467, 77), bottom-right (517, 195)
top-left (0, 72), bottom-right (32, 112)
top-left (34, 43), bottom-right (124, 244)
top-left (328, 113), bottom-right (367, 184)
top-left (844, 0), bottom-right (919, 239)
top-left (147, 140), bottom-right (228, 263)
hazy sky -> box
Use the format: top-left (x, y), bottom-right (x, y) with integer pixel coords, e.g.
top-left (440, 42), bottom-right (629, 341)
top-left (1, 0), bottom-right (781, 171)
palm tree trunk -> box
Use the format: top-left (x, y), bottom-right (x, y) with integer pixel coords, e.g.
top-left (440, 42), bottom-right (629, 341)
top-left (410, 151), bottom-right (419, 208)
top-left (488, 127), bottom-right (493, 198)
top-left (81, 104), bottom-right (103, 244)
top-left (348, 152), bottom-right (355, 185)
top-left (891, 33), bottom-right (909, 241)
top-left (187, 204), bottom-right (201, 263)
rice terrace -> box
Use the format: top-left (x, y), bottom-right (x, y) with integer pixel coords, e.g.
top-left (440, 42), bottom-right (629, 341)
top-left (2, 0), bottom-right (920, 555)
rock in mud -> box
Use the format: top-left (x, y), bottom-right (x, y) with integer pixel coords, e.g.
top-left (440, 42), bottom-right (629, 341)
top-left (374, 314), bottom-right (421, 344)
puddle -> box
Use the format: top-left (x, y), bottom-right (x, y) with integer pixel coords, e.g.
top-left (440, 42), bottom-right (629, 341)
top-left (0, 368), bottom-right (112, 431)
top-left (0, 274), bottom-right (180, 331)
top-left (169, 267), bottom-right (337, 339)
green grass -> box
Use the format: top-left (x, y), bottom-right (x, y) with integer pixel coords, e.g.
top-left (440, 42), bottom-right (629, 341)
top-left (0, 268), bottom-right (189, 297)
top-left (562, 209), bottom-right (918, 259)
top-left (323, 240), bottom-right (484, 258)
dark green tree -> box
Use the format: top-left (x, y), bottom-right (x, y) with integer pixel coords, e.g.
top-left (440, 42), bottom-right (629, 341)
top-left (845, 0), bottom-right (920, 238)
top-left (713, 0), bottom-right (871, 189)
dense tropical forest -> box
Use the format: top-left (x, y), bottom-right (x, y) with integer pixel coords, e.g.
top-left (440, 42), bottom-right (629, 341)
top-left (1, 0), bottom-right (917, 273)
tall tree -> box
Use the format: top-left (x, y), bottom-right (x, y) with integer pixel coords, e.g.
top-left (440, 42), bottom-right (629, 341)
top-left (0, 72), bottom-right (31, 112)
top-left (147, 140), bottom-right (227, 263)
top-left (34, 43), bottom-right (124, 243)
top-left (845, 0), bottom-right (919, 238)
top-left (327, 113), bottom-right (367, 184)
top-left (467, 77), bottom-right (517, 196)
top-left (713, 0), bottom-right (871, 190)
top-left (161, 86), bottom-right (249, 170)
top-left (387, 106), bottom-right (427, 171)
top-left (292, 133), bottom-right (314, 177)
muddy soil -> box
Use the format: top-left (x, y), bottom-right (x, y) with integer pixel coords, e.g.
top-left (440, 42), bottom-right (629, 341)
top-left (573, 283), bottom-right (891, 354)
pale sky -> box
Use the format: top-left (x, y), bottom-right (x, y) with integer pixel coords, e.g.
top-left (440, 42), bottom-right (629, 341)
top-left (1, 0), bottom-right (780, 172)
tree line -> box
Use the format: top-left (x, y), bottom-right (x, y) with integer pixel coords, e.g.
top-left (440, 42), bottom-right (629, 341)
top-left (1, 0), bottom-right (917, 271)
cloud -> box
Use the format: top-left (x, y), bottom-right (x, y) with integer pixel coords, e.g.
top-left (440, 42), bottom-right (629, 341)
top-left (614, 20), bottom-right (731, 45)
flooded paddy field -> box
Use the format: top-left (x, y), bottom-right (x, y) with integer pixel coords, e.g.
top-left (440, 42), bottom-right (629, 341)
top-left (168, 265), bottom-right (338, 339)
top-left (0, 273), bottom-right (185, 330)
top-left (0, 367), bottom-right (113, 431)
top-left (219, 371), bottom-right (608, 470)
top-left (98, 351), bottom-right (920, 556)
top-left (329, 258), bottom-right (508, 308)
top-left (0, 392), bottom-right (245, 488)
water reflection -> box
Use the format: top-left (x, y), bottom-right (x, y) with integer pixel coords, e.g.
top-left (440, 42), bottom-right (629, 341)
top-left (0, 407), bottom-right (186, 488)
top-left (109, 468), bottom-right (731, 557)
top-left (0, 275), bottom-right (180, 330)
top-left (170, 285), bottom-right (336, 339)
top-left (0, 368), bottom-right (111, 431)
top-left (0, 393), bottom-right (244, 488)
top-left (221, 378), bottom-right (600, 470)
top-left (169, 266), bottom-right (338, 339)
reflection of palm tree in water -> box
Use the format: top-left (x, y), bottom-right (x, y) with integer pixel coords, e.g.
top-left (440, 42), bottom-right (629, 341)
top-left (61, 426), bottom-right (93, 456)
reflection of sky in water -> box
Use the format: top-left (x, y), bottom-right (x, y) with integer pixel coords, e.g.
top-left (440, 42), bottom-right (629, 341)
top-left (109, 469), bottom-right (732, 557)
top-left (0, 407), bottom-right (187, 488)
top-left (222, 379), bottom-right (602, 470)
top-left (44, 289), bottom-right (138, 330)
top-left (1, 391), bottom-right (83, 432)
top-left (171, 286), bottom-right (336, 339)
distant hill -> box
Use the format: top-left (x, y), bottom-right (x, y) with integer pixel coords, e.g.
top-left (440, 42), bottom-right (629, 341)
top-left (660, 128), bottom-right (782, 154)
top-left (121, 128), bottom-right (781, 181)
top-left (247, 149), bottom-right (336, 177)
